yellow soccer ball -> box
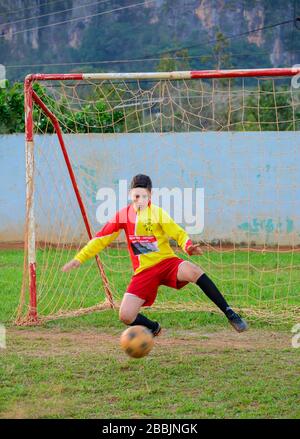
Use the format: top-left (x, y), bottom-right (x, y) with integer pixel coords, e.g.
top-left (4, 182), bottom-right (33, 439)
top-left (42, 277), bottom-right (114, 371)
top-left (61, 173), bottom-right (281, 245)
top-left (120, 325), bottom-right (154, 358)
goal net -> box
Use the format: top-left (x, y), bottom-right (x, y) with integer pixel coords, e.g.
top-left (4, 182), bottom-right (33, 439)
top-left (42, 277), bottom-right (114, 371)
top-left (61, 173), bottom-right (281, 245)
top-left (17, 68), bottom-right (300, 325)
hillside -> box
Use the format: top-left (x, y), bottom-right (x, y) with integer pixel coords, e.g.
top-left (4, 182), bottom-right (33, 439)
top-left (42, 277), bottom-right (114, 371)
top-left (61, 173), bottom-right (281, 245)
top-left (0, 0), bottom-right (299, 81)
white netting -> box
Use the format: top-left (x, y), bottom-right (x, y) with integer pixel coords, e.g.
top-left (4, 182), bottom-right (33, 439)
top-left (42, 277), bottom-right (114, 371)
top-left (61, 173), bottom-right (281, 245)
top-left (17, 73), bottom-right (300, 324)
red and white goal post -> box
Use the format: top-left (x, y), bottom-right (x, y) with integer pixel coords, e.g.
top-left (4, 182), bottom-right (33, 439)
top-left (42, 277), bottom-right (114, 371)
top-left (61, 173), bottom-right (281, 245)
top-left (17, 67), bottom-right (300, 325)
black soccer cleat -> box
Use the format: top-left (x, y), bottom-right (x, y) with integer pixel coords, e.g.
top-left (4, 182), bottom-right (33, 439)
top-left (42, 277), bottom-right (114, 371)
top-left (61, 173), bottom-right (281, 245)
top-left (152, 322), bottom-right (162, 337)
top-left (226, 309), bottom-right (248, 333)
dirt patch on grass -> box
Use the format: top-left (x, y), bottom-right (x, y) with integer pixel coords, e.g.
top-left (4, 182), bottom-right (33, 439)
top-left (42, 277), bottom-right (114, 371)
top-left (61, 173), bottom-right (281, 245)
top-left (0, 241), bottom-right (24, 250)
top-left (4, 327), bottom-right (292, 358)
top-left (165, 328), bottom-right (290, 350)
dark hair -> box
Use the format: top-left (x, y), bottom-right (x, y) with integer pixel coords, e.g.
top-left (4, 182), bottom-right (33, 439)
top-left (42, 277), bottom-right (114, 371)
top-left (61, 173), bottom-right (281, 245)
top-left (130, 174), bottom-right (152, 191)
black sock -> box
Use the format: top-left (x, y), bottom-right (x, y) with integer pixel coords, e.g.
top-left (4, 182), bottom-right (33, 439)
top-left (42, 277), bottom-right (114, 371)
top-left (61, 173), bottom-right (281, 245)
top-left (129, 313), bottom-right (159, 333)
top-left (196, 273), bottom-right (232, 316)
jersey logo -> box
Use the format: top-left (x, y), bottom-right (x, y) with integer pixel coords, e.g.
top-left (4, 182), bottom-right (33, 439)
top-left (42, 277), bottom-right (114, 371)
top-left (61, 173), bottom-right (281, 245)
top-left (144, 220), bottom-right (153, 233)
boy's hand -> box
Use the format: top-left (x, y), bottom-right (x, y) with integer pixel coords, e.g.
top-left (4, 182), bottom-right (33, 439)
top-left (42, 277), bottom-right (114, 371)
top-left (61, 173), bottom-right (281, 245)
top-left (62, 259), bottom-right (81, 272)
top-left (187, 244), bottom-right (203, 256)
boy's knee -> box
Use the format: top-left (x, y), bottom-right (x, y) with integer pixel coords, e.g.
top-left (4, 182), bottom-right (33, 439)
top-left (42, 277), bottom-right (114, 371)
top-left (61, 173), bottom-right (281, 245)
top-left (190, 264), bottom-right (204, 282)
top-left (119, 310), bottom-right (135, 325)
top-left (178, 261), bottom-right (204, 283)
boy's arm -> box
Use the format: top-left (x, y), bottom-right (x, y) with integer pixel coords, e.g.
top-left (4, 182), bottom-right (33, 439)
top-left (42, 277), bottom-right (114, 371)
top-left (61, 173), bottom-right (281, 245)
top-left (62, 213), bottom-right (122, 272)
top-left (158, 208), bottom-right (201, 255)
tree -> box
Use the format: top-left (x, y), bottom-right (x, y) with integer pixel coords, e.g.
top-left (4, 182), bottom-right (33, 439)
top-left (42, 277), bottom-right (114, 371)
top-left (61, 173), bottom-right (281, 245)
top-left (0, 81), bottom-right (124, 134)
top-left (213, 31), bottom-right (231, 70)
top-left (233, 82), bottom-right (300, 131)
top-left (0, 81), bottom-right (25, 134)
top-left (200, 30), bottom-right (232, 71)
top-left (156, 49), bottom-right (190, 72)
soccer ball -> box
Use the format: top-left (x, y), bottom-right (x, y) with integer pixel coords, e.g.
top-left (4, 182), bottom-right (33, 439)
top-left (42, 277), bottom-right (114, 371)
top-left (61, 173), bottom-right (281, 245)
top-left (120, 325), bottom-right (154, 358)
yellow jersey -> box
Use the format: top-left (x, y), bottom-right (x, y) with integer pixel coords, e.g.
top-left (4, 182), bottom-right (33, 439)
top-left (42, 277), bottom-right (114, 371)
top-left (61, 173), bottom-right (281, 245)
top-left (74, 202), bottom-right (192, 274)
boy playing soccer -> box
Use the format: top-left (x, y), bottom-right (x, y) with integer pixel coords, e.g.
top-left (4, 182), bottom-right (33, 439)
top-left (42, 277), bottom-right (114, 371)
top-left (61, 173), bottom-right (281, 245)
top-left (62, 174), bottom-right (248, 335)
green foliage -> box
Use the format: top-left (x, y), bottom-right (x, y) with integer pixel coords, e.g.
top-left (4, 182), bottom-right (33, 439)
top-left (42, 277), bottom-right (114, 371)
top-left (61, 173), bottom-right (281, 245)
top-left (0, 81), bottom-right (124, 134)
top-left (232, 82), bottom-right (300, 131)
top-left (212, 31), bottom-right (232, 70)
top-left (0, 82), bottom-right (25, 134)
top-left (156, 49), bottom-right (190, 72)
top-left (1, 79), bottom-right (299, 134)
top-left (62, 101), bottom-right (124, 134)
top-left (156, 55), bottom-right (177, 72)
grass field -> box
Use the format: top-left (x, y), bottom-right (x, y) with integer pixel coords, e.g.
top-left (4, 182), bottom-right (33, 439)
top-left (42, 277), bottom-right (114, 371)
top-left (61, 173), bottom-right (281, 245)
top-left (0, 248), bottom-right (299, 419)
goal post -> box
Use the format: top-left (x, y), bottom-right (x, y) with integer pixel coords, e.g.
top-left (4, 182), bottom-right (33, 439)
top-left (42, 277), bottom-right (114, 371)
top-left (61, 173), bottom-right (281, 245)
top-left (22, 75), bottom-right (115, 324)
top-left (17, 67), bottom-right (300, 325)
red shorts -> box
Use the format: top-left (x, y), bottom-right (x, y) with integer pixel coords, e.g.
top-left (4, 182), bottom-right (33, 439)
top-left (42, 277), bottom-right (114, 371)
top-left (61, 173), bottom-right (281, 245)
top-left (126, 257), bottom-right (188, 307)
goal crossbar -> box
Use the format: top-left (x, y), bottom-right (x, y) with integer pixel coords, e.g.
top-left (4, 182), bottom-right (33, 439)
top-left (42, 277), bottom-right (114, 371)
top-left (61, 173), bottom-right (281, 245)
top-left (25, 67), bottom-right (300, 82)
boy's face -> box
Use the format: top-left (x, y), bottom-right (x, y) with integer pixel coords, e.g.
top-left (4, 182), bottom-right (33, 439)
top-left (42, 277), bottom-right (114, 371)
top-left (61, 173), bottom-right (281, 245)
top-left (130, 187), bottom-right (151, 211)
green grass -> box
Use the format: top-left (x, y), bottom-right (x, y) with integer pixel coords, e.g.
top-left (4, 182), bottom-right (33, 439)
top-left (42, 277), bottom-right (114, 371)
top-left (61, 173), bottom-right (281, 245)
top-left (0, 248), bottom-right (300, 418)
top-left (1, 247), bottom-right (300, 325)
top-left (1, 326), bottom-right (299, 419)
